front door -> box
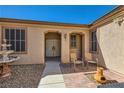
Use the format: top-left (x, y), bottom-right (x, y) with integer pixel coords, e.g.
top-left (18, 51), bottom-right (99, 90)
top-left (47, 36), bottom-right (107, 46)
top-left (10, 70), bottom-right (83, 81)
top-left (46, 39), bottom-right (60, 57)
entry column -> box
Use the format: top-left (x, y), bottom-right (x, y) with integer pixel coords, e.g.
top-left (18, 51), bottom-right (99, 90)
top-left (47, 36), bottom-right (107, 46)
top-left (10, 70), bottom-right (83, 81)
top-left (0, 26), bottom-right (2, 45)
top-left (61, 32), bottom-right (70, 63)
top-left (41, 32), bottom-right (45, 64)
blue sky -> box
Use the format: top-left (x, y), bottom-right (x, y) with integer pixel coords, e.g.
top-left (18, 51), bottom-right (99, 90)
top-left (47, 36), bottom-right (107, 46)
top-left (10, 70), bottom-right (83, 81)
top-left (0, 5), bottom-right (117, 24)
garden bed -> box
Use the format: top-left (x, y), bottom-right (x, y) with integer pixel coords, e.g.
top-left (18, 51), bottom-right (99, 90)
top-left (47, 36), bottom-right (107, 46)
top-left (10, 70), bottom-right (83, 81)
top-left (0, 64), bottom-right (44, 88)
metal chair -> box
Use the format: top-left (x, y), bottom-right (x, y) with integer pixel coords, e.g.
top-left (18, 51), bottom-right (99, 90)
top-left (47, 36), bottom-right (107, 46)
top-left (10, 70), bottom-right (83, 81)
top-left (70, 52), bottom-right (84, 72)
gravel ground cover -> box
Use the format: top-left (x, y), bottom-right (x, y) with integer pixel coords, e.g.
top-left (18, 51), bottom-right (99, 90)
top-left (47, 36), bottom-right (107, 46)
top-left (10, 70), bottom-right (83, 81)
top-left (0, 64), bottom-right (44, 88)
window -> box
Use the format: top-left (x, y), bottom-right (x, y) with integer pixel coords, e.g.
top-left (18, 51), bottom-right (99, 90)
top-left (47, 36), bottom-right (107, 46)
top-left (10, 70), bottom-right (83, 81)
top-left (3, 28), bottom-right (26, 53)
top-left (70, 35), bottom-right (76, 48)
top-left (91, 31), bottom-right (97, 52)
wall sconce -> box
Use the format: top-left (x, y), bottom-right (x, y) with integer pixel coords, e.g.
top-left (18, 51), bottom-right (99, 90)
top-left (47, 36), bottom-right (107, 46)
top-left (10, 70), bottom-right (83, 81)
top-left (64, 33), bottom-right (67, 40)
top-left (118, 19), bottom-right (124, 26)
top-left (116, 17), bottom-right (124, 26)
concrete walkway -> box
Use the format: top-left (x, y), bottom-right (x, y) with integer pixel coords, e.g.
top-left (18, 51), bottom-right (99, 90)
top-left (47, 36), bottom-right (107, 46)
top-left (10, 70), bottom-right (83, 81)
top-left (38, 61), bottom-right (65, 88)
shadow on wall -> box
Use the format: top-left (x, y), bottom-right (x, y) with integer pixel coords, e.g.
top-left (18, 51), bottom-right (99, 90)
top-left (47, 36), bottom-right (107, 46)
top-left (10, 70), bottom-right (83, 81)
top-left (98, 43), bottom-right (107, 68)
top-left (91, 41), bottom-right (107, 69)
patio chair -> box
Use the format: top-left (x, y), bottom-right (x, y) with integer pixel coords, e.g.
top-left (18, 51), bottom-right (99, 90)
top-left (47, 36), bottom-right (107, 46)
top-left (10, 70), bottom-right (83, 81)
top-left (86, 60), bottom-right (97, 69)
top-left (70, 52), bottom-right (84, 72)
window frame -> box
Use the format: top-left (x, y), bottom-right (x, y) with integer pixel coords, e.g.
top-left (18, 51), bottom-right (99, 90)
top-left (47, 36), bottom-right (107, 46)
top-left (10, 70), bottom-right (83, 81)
top-left (70, 34), bottom-right (77, 48)
top-left (2, 27), bottom-right (27, 54)
top-left (90, 30), bottom-right (97, 53)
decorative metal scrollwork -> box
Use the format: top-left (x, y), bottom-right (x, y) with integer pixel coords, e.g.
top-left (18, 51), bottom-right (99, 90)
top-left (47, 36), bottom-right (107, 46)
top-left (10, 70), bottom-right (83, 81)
top-left (114, 17), bottom-right (124, 26)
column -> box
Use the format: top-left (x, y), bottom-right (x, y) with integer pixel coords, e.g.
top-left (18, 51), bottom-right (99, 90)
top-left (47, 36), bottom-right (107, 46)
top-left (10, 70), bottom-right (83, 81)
top-left (41, 32), bottom-right (45, 64)
top-left (82, 34), bottom-right (85, 61)
top-left (61, 32), bottom-right (70, 63)
top-left (0, 26), bottom-right (2, 46)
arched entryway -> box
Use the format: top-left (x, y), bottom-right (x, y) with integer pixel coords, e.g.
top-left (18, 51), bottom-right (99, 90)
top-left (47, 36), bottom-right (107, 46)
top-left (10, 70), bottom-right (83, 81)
top-left (45, 32), bottom-right (61, 61)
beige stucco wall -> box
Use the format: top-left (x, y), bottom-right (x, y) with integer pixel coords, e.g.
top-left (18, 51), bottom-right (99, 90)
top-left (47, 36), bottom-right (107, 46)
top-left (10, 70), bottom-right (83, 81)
top-left (0, 22), bottom-right (90, 64)
top-left (45, 33), bottom-right (60, 39)
top-left (96, 16), bottom-right (124, 74)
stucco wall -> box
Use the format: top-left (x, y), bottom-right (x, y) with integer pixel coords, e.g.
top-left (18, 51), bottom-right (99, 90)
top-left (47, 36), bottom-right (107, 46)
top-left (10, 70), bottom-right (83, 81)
top-left (0, 22), bottom-right (90, 64)
top-left (45, 33), bottom-right (61, 39)
top-left (13, 27), bottom-right (45, 64)
top-left (96, 16), bottom-right (124, 74)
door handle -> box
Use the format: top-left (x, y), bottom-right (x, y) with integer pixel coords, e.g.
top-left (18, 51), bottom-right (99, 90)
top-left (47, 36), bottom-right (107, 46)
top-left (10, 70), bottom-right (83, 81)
top-left (52, 46), bottom-right (55, 51)
top-left (52, 46), bottom-right (55, 56)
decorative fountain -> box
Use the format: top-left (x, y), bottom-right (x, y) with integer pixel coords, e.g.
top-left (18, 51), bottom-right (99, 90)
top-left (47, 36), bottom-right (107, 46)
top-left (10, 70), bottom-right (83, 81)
top-left (0, 39), bottom-right (20, 78)
top-left (94, 58), bottom-right (107, 84)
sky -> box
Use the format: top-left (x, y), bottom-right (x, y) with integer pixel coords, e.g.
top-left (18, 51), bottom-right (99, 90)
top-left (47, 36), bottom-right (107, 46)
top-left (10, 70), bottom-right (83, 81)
top-left (0, 5), bottom-right (117, 24)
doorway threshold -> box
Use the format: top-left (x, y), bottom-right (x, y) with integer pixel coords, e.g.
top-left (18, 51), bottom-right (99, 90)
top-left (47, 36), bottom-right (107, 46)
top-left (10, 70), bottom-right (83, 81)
top-left (45, 57), bottom-right (61, 62)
